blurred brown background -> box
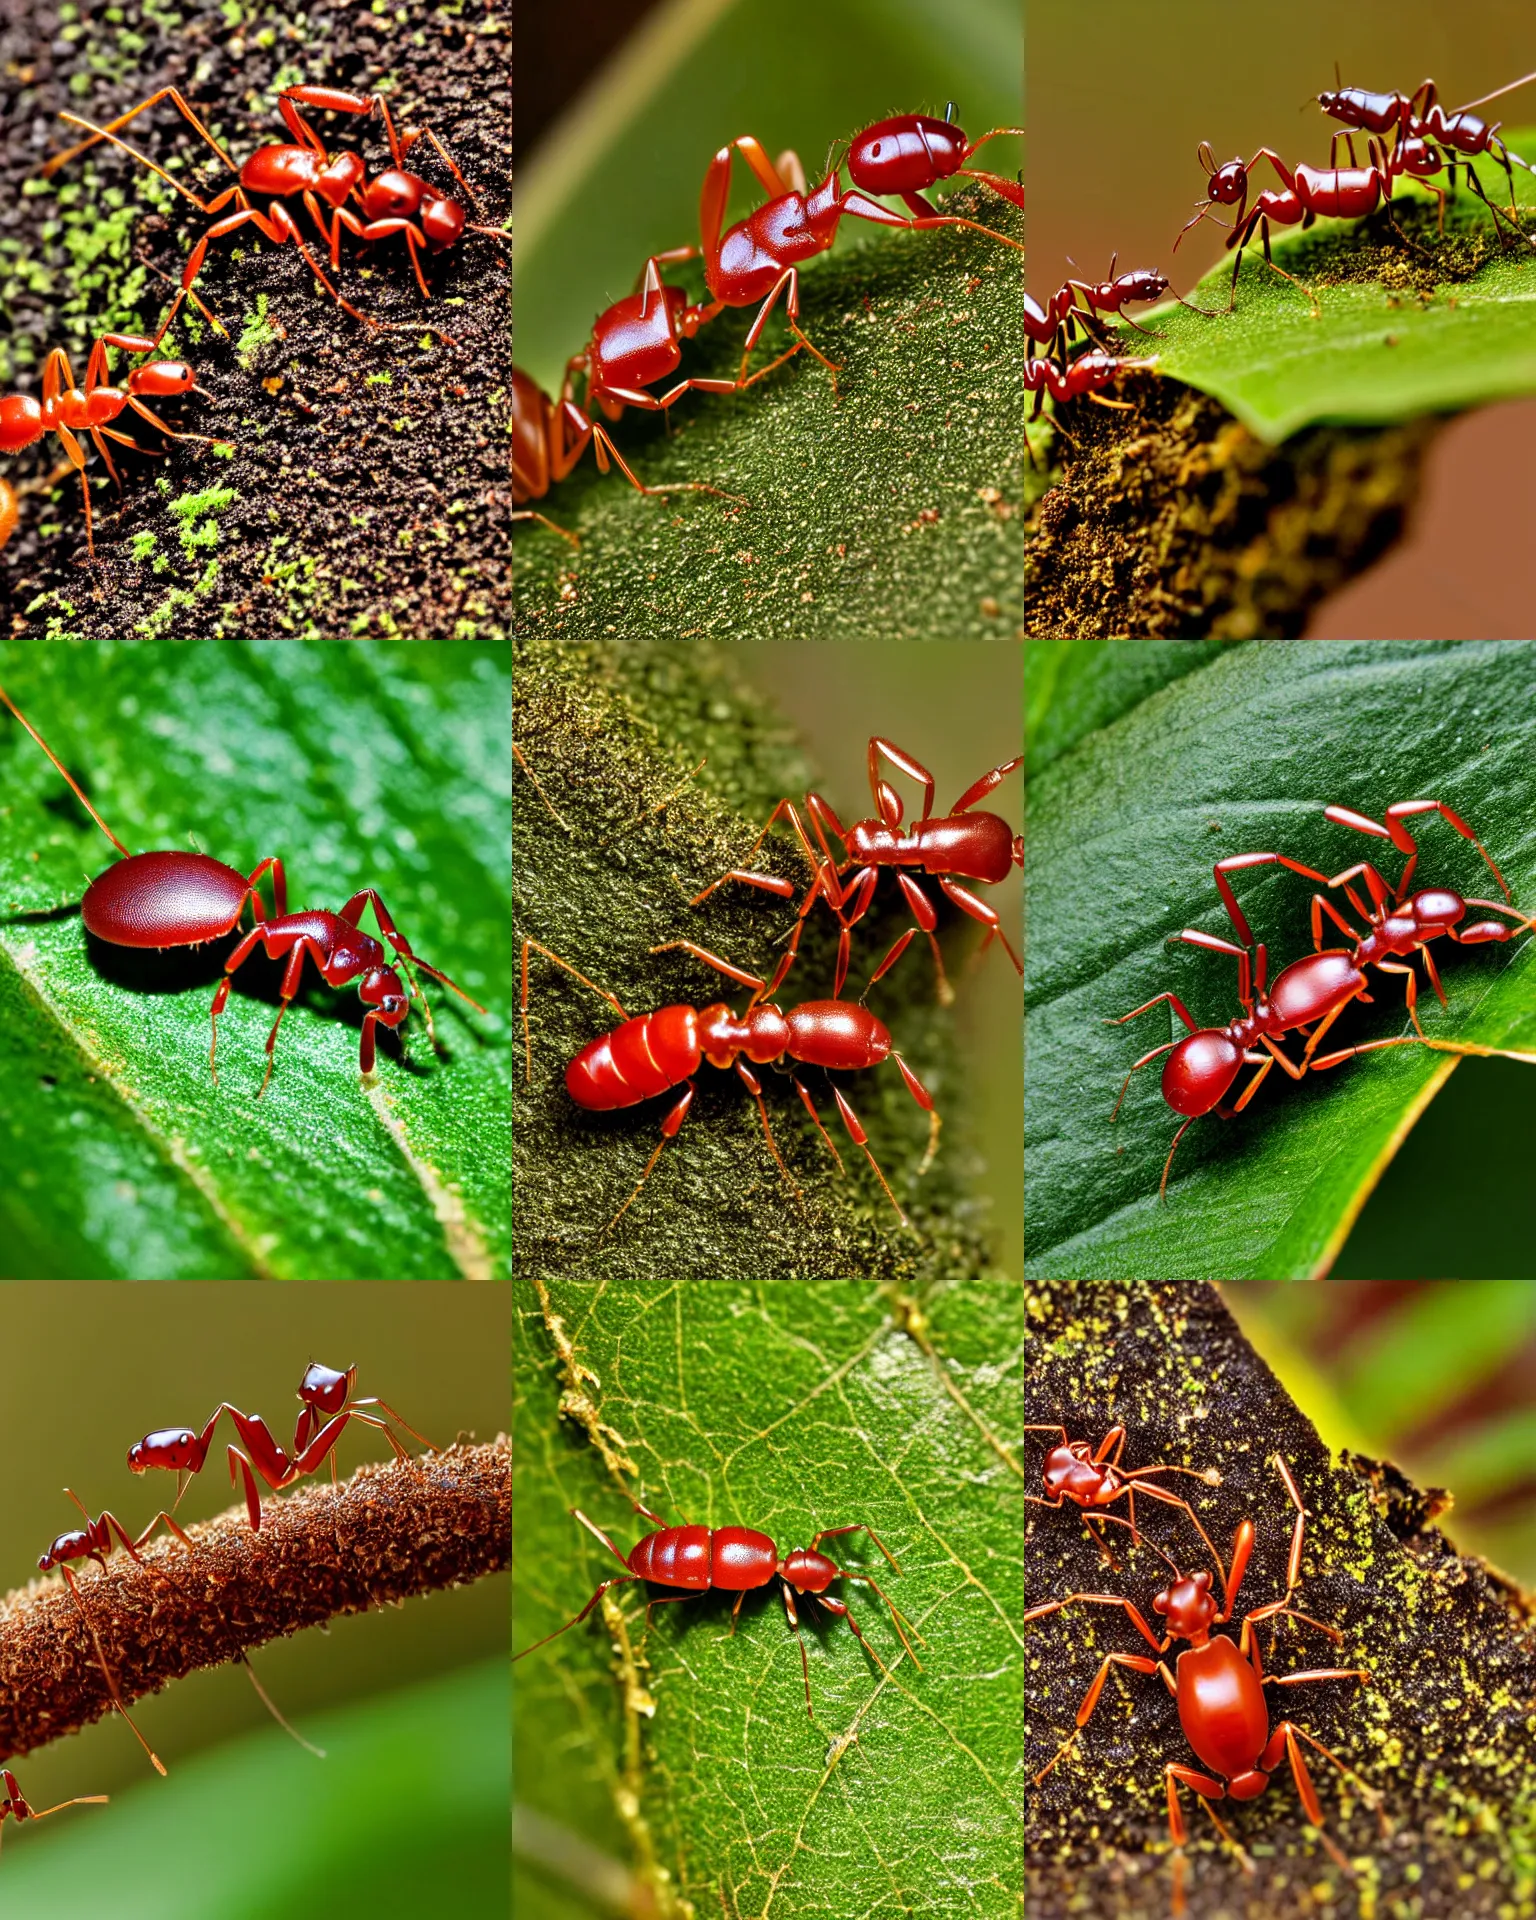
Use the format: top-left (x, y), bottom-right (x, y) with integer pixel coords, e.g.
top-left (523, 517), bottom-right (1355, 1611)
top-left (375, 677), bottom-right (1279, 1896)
top-left (1027, 0), bottom-right (1536, 639)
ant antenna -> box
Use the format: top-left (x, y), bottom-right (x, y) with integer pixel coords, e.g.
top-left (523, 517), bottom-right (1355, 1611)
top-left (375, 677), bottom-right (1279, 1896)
top-left (0, 681), bottom-right (129, 857)
top-left (237, 1652), bottom-right (326, 1758)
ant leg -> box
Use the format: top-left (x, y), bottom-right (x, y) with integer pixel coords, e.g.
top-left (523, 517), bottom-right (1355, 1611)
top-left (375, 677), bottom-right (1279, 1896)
top-left (58, 1565), bottom-right (166, 1776)
top-left (824, 1083), bottom-right (909, 1226)
top-left (822, 1573), bottom-right (924, 1667)
top-left (1211, 852), bottom-right (1331, 948)
top-left (588, 422), bottom-right (742, 502)
top-left (46, 90), bottom-right (238, 185)
top-left (1165, 1766), bottom-right (1252, 1918)
top-left (951, 752), bottom-right (1024, 816)
top-left (1263, 1711), bottom-right (1385, 1829)
top-left (938, 877), bottom-right (1023, 976)
top-left (513, 1572), bottom-right (640, 1661)
top-left (778, 1582), bottom-right (815, 1717)
top-left (519, 939), bottom-right (628, 1082)
top-left (736, 1061), bottom-right (801, 1200)
top-left (1381, 800), bottom-right (1515, 902)
top-left (1023, 1591), bottom-right (1164, 1650)
top-left (601, 1084), bottom-right (695, 1238)
top-left (1031, 1650), bottom-right (1168, 1783)
top-left (1261, 1725), bottom-right (1356, 1876)
top-left (647, 940), bottom-right (767, 995)
top-left (1109, 1041), bottom-right (1178, 1120)
top-left (1308, 1035), bottom-right (1426, 1073)
top-left (1159, 1116), bottom-right (1197, 1201)
top-left (513, 507), bottom-right (580, 546)
top-left (689, 799), bottom-right (826, 909)
top-left (789, 1077), bottom-right (845, 1172)
top-left (1106, 991), bottom-right (1202, 1034)
top-left (889, 1052), bottom-right (940, 1174)
top-left (255, 935), bottom-right (321, 1097)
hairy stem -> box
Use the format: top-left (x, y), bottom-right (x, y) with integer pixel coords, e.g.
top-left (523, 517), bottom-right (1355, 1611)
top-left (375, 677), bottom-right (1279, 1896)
top-left (0, 1438), bottom-right (509, 1760)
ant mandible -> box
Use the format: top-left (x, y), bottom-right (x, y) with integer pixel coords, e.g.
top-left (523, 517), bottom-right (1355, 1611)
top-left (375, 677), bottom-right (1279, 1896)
top-left (520, 931), bottom-right (938, 1233)
top-left (126, 1361), bottom-right (435, 1532)
top-left (0, 681), bottom-right (486, 1094)
top-left (37, 1488), bottom-right (196, 1776)
top-left (0, 330), bottom-right (229, 558)
top-left (42, 84), bottom-right (507, 336)
top-left (1109, 800), bottom-right (1531, 1197)
top-left (1027, 1453), bottom-right (1381, 1916)
top-left (1027, 1424), bottom-right (1224, 1575)
top-left (0, 1770), bottom-right (108, 1856)
top-left (690, 108), bottom-right (1023, 395)
top-left (513, 1494), bottom-right (924, 1718)
top-left (691, 737), bottom-right (1021, 1006)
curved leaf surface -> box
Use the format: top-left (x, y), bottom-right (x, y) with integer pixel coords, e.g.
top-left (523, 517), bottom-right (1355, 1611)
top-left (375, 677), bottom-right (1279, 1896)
top-left (0, 642), bottom-right (511, 1279)
top-left (1138, 130), bottom-right (1536, 441)
top-left (1025, 641), bottom-right (1536, 1280)
top-left (513, 1279), bottom-right (1023, 1919)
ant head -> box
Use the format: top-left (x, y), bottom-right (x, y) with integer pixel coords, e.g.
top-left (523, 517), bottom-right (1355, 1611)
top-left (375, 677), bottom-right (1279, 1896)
top-left (421, 193), bottom-right (467, 250)
top-left (1043, 1442), bottom-right (1108, 1502)
top-left (361, 167), bottom-right (426, 221)
top-left (779, 1547), bottom-right (837, 1593)
top-left (1408, 888), bottom-right (1465, 934)
top-left (1207, 159), bottom-right (1249, 205)
top-left (1152, 1568), bottom-right (1217, 1639)
top-left (359, 966), bottom-right (410, 1027)
top-left (1162, 1030), bottom-right (1244, 1119)
top-left (300, 1362), bottom-right (354, 1414)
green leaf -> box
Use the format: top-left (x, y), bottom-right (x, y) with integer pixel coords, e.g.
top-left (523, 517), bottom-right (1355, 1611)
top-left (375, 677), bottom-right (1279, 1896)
top-left (513, 1278), bottom-right (1024, 1920)
top-left (0, 1660), bottom-right (508, 1920)
top-left (1137, 130), bottom-right (1536, 441)
top-left (513, 193), bottom-right (1023, 640)
top-left (0, 641), bottom-right (511, 1280)
top-left (1024, 641), bottom-right (1536, 1281)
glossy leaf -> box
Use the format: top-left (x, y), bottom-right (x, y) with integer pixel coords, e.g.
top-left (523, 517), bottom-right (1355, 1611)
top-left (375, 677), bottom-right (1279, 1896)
top-left (1025, 641), bottom-right (1536, 1280)
top-left (1135, 130), bottom-right (1536, 441)
top-left (0, 642), bottom-right (511, 1279)
top-left (513, 1278), bottom-right (1024, 1919)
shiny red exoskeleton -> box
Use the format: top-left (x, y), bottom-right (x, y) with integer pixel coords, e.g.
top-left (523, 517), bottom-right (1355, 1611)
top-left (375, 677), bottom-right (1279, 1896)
top-left (1109, 799), bottom-right (1532, 1197)
top-left (1024, 347), bottom-right (1159, 460)
top-left (512, 258), bottom-right (745, 544)
top-left (43, 84), bottom-right (506, 335)
top-left (1027, 256), bottom-right (1213, 362)
top-left (0, 333), bottom-right (226, 556)
top-left (0, 682), bottom-right (485, 1094)
top-left (692, 737), bottom-right (1022, 1005)
top-left (844, 106), bottom-right (1024, 216)
top-left (689, 109), bottom-right (1022, 395)
top-left (37, 1488), bottom-right (196, 1775)
top-left (521, 933), bottom-right (938, 1230)
top-left (1314, 67), bottom-right (1536, 223)
top-left (0, 1770), bottom-right (108, 1855)
top-left (513, 1496), bottom-right (922, 1716)
top-left (1027, 1454), bottom-right (1381, 1917)
top-left (126, 1361), bottom-right (434, 1532)
top-left (1027, 1424), bottom-right (1223, 1575)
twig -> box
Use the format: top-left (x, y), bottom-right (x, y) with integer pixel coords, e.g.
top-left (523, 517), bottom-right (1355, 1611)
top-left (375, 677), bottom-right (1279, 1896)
top-left (0, 1437), bottom-right (509, 1761)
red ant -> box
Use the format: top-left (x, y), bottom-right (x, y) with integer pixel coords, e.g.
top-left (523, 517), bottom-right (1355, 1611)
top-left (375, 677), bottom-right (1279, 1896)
top-left (691, 737), bottom-right (1021, 1006)
top-left (42, 85), bottom-right (507, 336)
top-left (690, 109), bottom-right (1022, 395)
top-left (1314, 66), bottom-right (1536, 221)
top-left (1025, 347), bottom-right (1159, 461)
top-left (0, 478), bottom-right (18, 551)
top-left (0, 681), bottom-right (486, 1094)
top-left (520, 932), bottom-right (938, 1232)
top-left (127, 1360), bottom-right (433, 1532)
top-left (512, 252), bottom-right (754, 543)
top-left (1027, 257), bottom-right (1211, 359)
top-left (1027, 1424), bottom-right (1224, 1575)
top-left (1028, 1453), bottom-right (1381, 1916)
top-left (38, 1489), bottom-right (197, 1775)
top-left (0, 1770), bottom-right (108, 1855)
top-left (513, 1495), bottom-right (923, 1718)
top-left (1109, 801), bottom-right (1531, 1197)
top-left (0, 331), bottom-right (228, 558)
top-left (843, 105), bottom-right (1025, 216)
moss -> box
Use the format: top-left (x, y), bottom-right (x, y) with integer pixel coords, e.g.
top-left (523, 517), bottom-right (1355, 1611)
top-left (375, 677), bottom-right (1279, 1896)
top-left (1027, 1282), bottom-right (1536, 1918)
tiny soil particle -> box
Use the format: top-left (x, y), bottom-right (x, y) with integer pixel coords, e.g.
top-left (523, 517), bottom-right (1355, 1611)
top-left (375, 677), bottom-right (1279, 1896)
top-left (1025, 371), bottom-right (1439, 638)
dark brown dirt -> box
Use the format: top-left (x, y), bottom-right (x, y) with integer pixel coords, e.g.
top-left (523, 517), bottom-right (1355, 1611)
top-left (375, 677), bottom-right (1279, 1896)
top-left (0, 0), bottom-right (509, 637)
top-left (1023, 371), bottom-right (1439, 639)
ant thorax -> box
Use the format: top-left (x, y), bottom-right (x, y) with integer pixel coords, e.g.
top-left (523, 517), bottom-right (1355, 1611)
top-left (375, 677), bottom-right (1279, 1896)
top-left (844, 820), bottom-right (907, 862)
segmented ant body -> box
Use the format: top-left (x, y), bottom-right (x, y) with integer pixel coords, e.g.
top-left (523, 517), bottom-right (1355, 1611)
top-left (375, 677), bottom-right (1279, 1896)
top-left (691, 110), bottom-right (1022, 395)
top-left (844, 106), bottom-right (1024, 216)
top-left (43, 85), bottom-right (506, 335)
top-left (512, 258), bottom-right (748, 543)
top-left (513, 1496), bottom-right (923, 1717)
top-left (520, 934), bottom-right (938, 1231)
top-left (1109, 800), bottom-right (1531, 1197)
top-left (0, 682), bottom-right (485, 1094)
top-left (691, 737), bottom-right (1021, 1005)
top-left (127, 1361), bottom-right (434, 1532)
top-left (1027, 257), bottom-right (1207, 360)
top-left (1028, 1454), bottom-right (1380, 1917)
top-left (1027, 1424), bottom-right (1224, 1574)
top-left (1025, 347), bottom-right (1159, 459)
top-left (38, 1489), bottom-right (196, 1775)
top-left (0, 1770), bottom-right (108, 1854)
top-left (1315, 67), bottom-right (1536, 219)
top-left (0, 333), bottom-right (226, 557)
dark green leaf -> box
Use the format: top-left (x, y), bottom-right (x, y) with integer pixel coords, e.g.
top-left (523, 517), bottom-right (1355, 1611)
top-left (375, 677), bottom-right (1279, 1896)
top-left (1025, 642), bottom-right (1536, 1280)
top-left (514, 1278), bottom-right (1023, 1920)
top-left (0, 642), bottom-right (511, 1279)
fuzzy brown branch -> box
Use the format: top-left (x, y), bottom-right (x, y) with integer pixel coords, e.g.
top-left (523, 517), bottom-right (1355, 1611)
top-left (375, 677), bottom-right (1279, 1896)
top-left (0, 1438), bottom-right (509, 1761)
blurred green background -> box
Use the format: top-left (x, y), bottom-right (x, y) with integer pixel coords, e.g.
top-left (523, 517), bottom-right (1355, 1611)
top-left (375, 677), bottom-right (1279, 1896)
top-left (0, 1285), bottom-right (508, 1917)
top-left (515, 0), bottom-right (1023, 392)
top-left (1221, 1280), bottom-right (1536, 1588)
top-left (729, 643), bottom-right (1022, 1279)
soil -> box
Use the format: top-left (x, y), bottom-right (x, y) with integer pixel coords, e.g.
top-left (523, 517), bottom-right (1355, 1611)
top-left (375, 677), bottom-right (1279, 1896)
top-left (0, 0), bottom-right (509, 637)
